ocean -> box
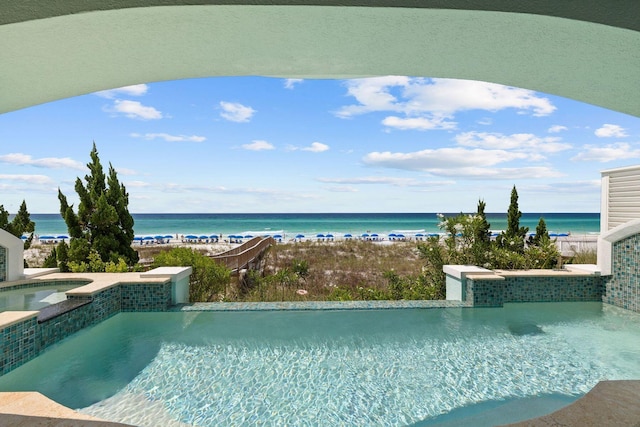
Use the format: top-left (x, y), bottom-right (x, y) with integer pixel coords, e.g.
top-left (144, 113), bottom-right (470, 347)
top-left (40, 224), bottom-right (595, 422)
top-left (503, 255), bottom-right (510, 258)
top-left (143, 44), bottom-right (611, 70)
top-left (29, 212), bottom-right (601, 238)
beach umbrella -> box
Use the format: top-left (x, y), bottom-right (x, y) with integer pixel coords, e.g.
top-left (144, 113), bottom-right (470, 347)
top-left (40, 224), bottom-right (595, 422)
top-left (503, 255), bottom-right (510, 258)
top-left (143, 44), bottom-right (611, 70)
top-left (199, 235), bottom-right (209, 239)
top-left (154, 235), bottom-right (165, 239)
top-left (361, 233), bottom-right (369, 237)
top-left (143, 236), bottom-right (155, 240)
top-left (371, 233), bottom-right (378, 237)
top-left (185, 235), bottom-right (198, 239)
top-left (20, 235), bottom-right (27, 240)
top-left (295, 234), bottom-right (305, 239)
top-left (326, 234), bottom-right (334, 238)
top-left (164, 235), bottom-right (173, 239)
top-left (244, 235), bottom-right (253, 239)
top-left (57, 235), bottom-right (69, 239)
top-left (273, 234), bottom-right (283, 239)
top-left (396, 234), bottom-right (405, 238)
top-left (428, 233), bottom-right (440, 237)
top-left (316, 233), bottom-right (325, 238)
top-left (40, 235), bottom-right (55, 239)
top-left (344, 234), bottom-right (352, 238)
top-left (388, 233), bottom-right (397, 237)
top-left (209, 234), bottom-right (219, 239)
top-left (133, 236), bottom-right (143, 241)
top-left (415, 233), bottom-right (424, 237)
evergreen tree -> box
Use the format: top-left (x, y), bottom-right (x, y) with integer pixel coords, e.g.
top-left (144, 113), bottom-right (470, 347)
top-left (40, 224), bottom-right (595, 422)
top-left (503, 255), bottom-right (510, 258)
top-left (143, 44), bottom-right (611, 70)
top-left (496, 186), bottom-right (529, 253)
top-left (529, 217), bottom-right (550, 246)
top-left (58, 143), bottom-right (138, 270)
top-left (0, 200), bottom-right (35, 249)
top-left (472, 199), bottom-right (492, 266)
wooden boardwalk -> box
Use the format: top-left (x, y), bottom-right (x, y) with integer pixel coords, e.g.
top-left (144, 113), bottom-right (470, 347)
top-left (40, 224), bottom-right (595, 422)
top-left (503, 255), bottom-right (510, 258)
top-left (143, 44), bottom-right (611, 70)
top-left (211, 236), bottom-right (274, 273)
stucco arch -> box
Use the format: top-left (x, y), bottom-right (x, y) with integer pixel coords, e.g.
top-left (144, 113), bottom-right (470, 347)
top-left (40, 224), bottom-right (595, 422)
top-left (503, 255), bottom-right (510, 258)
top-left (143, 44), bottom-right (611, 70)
top-left (1, 1), bottom-right (639, 116)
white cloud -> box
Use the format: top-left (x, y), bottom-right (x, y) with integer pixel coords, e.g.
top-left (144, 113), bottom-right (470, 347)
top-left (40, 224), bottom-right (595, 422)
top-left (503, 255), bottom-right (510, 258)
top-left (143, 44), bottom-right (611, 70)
top-left (382, 116), bottom-right (457, 131)
top-left (131, 133), bottom-right (206, 142)
top-left (284, 79), bottom-right (303, 89)
top-left (0, 174), bottom-right (54, 185)
top-left (112, 100), bottom-right (163, 120)
top-left (571, 143), bottom-right (640, 162)
top-left (455, 132), bottom-right (572, 154)
top-left (477, 118), bottom-right (493, 126)
top-left (335, 77), bottom-right (556, 123)
top-left (124, 180), bottom-right (151, 188)
top-left (317, 176), bottom-right (454, 187)
top-left (219, 101), bottom-right (256, 122)
top-left (595, 124), bottom-right (628, 138)
top-left (302, 142), bottom-right (330, 152)
top-left (548, 125), bottom-right (568, 133)
top-left (95, 84), bottom-right (149, 99)
top-left (424, 166), bottom-right (565, 179)
top-left (242, 140), bottom-right (275, 151)
top-left (0, 153), bottom-right (85, 170)
top-left (116, 167), bottom-right (138, 176)
top-left (324, 186), bottom-right (359, 193)
top-left (363, 147), bottom-right (528, 171)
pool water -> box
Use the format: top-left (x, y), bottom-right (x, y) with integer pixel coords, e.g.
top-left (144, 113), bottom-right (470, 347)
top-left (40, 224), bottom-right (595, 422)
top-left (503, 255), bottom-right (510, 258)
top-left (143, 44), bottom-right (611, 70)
top-left (0, 302), bottom-right (639, 426)
top-left (0, 285), bottom-right (78, 312)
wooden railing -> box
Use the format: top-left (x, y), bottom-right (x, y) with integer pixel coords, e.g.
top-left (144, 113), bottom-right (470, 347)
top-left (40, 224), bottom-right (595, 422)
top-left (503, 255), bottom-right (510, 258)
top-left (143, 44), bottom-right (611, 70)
top-left (211, 236), bottom-right (274, 271)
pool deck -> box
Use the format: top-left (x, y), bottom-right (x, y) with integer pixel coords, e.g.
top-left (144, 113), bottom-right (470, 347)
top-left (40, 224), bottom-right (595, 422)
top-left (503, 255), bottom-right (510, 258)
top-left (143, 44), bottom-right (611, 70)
top-left (504, 380), bottom-right (640, 426)
top-left (0, 380), bottom-right (637, 426)
top-left (0, 392), bottom-right (131, 426)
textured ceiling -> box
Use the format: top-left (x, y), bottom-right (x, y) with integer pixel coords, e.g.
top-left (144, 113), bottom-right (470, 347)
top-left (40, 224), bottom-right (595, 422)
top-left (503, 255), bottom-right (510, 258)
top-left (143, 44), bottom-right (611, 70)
top-left (1, 2), bottom-right (639, 116)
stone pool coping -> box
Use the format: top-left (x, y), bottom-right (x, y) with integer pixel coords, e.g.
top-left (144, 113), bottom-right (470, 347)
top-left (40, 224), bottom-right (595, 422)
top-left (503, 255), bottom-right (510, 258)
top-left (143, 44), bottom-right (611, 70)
top-left (1, 380), bottom-right (638, 426)
top-left (0, 392), bottom-right (131, 426)
top-left (40, 272), bottom-right (170, 297)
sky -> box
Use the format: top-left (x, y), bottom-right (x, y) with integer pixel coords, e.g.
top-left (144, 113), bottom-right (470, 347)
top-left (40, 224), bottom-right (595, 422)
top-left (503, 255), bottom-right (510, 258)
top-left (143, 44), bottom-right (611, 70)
top-left (1, 76), bottom-right (639, 214)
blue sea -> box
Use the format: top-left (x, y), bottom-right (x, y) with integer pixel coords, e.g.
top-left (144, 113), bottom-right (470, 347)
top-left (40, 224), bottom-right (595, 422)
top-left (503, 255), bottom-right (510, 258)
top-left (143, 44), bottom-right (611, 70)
top-left (30, 212), bottom-right (601, 238)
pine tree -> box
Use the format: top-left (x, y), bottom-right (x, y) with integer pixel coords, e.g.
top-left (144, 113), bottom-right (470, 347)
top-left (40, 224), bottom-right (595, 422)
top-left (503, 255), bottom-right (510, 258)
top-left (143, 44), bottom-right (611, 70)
top-left (58, 143), bottom-right (138, 270)
top-left (0, 200), bottom-right (35, 249)
top-left (529, 217), bottom-right (550, 246)
top-left (496, 186), bottom-right (529, 253)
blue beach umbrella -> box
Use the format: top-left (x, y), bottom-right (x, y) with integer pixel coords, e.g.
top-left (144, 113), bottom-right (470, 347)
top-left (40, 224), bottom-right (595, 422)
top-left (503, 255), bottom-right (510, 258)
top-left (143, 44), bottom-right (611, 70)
top-left (40, 235), bottom-right (55, 239)
top-left (143, 236), bottom-right (155, 241)
top-left (295, 234), bottom-right (305, 239)
top-left (199, 235), bottom-right (209, 239)
top-left (415, 233), bottom-right (424, 237)
top-left (371, 233), bottom-right (378, 237)
top-left (397, 234), bottom-right (405, 238)
top-left (164, 235), bottom-right (173, 239)
top-left (133, 236), bottom-right (143, 241)
top-left (428, 233), bottom-right (440, 237)
top-left (57, 235), bottom-right (69, 239)
top-left (244, 235), bottom-right (253, 239)
top-left (344, 234), bottom-right (352, 238)
top-left (273, 234), bottom-right (283, 239)
top-left (154, 235), bottom-right (165, 239)
top-left (185, 235), bottom-right (198, 239)
top-left (388, 233), bottom-right (397, 237)
top-left (361, 233), bottom-right (369, 238)
top-left (326, 234), bottom-right (334, 238)
top-left (20, 235), bottom-right (27, 240)
top-left (209, 234), bottom-right (219, 239)
top-left (316, 233), bottom-right (325, 238)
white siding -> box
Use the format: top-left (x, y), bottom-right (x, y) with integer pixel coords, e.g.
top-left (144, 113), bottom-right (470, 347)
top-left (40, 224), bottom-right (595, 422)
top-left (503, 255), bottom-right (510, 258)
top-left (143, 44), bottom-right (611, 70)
top-left (602, 165), bottom-right (640, 231)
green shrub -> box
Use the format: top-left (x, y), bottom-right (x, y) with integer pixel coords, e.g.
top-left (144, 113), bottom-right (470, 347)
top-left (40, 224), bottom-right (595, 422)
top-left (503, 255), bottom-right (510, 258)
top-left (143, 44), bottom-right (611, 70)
top-left (153, 247), bottom-right (231, 302)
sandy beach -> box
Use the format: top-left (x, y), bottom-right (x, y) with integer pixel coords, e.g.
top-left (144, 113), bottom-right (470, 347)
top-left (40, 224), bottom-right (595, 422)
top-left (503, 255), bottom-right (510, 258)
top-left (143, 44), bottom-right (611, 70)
top-left (24, 233), bottom-right (599, 268)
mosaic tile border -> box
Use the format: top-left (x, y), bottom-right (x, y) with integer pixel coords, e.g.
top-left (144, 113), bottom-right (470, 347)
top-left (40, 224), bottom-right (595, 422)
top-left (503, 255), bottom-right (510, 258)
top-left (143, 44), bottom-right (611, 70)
top-left (604, 233), bottom-right (640, 312)
top-left (177, 300), bottom-right (472, 312)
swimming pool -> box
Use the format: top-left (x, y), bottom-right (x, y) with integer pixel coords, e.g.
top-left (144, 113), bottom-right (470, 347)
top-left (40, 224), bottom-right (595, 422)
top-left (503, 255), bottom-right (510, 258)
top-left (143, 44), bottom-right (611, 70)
top-left (0, 302), bottom-right (638, 426)
top-left (0, 284), bottom-right (81, 312)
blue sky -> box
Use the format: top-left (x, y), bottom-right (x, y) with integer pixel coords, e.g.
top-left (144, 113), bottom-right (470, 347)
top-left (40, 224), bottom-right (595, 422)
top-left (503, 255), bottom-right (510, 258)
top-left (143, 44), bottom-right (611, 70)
top-left (1, 76), bottom-right (639, 214)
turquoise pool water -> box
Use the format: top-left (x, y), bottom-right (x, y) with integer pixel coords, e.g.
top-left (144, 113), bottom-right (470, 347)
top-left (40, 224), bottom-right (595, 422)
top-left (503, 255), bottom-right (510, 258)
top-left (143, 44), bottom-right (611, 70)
top-left (0, 302), bottom-right (639, 426)
top-left (0, 285), bottom-right (78, 312)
